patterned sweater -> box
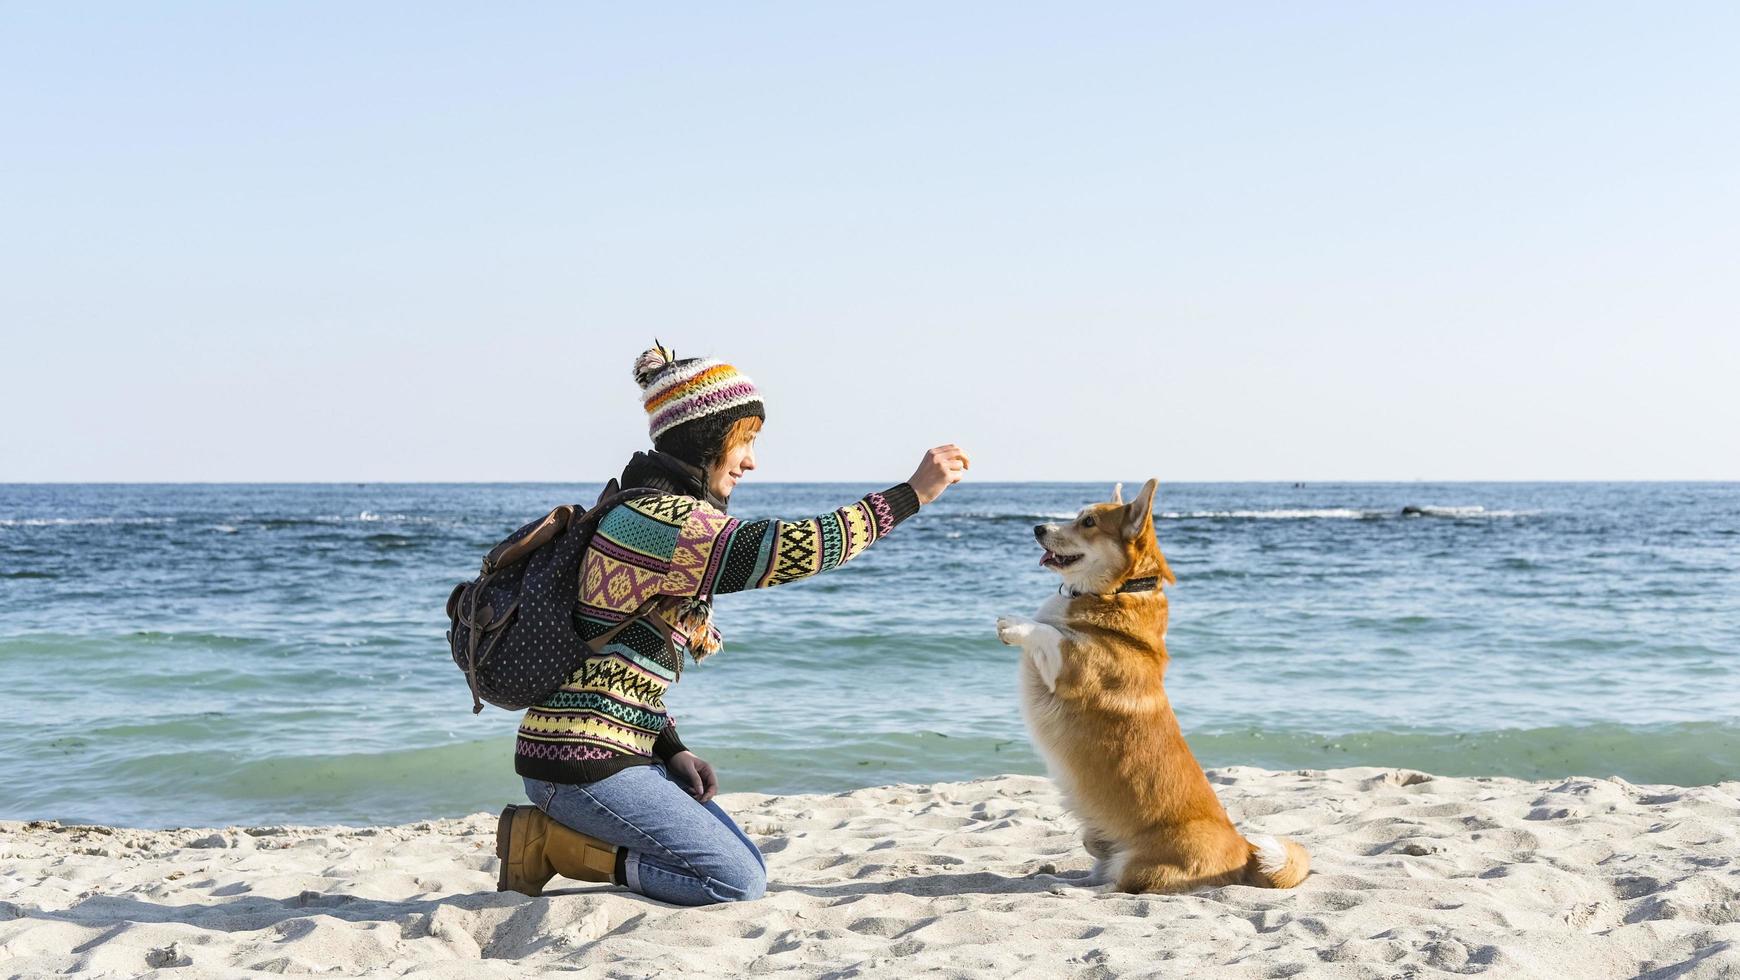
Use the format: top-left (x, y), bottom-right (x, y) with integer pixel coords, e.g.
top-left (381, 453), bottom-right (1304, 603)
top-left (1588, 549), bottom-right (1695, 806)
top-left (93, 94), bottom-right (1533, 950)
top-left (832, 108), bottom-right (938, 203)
top-left (514, 482), bottom-right (922, 784)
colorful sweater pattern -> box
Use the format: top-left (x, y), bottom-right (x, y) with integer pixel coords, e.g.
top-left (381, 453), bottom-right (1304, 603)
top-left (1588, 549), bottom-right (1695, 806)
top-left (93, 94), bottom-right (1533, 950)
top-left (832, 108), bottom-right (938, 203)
top-left (514, 482), bottom-right (921, 783)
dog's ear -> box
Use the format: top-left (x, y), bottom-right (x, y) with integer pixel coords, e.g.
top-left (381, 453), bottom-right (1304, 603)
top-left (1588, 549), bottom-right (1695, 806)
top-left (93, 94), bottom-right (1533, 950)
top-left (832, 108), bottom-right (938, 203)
top-left (1112, 482), bottom-right (1123, 504)
top-left (1124, 478), bottom-right (1158, 537)
top-left (1125, 478), bottom-right (1175, 585)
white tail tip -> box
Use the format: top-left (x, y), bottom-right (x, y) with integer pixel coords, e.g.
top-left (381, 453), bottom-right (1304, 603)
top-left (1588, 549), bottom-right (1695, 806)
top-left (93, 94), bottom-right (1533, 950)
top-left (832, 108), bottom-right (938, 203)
top-left (1251, 834), bottom-right (1287, 875)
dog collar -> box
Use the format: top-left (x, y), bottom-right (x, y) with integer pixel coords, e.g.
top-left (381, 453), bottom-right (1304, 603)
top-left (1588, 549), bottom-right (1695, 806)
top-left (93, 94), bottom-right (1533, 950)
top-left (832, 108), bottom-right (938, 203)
top-left (1061, 576), bottom-right (1162, 598)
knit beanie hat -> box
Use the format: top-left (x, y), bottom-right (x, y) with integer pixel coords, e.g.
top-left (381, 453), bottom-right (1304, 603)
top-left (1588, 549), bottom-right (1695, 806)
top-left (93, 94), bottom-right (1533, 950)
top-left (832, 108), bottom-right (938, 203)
top-left (632, 342), bottom-right (766, 465)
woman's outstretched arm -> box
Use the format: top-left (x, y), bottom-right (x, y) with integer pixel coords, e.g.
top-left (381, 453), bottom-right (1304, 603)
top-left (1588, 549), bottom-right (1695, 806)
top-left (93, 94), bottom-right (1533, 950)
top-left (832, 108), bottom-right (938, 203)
top-left (660, 444), bottom-right (968, 596)
top-left (661, 483), bottom-right (918, 596)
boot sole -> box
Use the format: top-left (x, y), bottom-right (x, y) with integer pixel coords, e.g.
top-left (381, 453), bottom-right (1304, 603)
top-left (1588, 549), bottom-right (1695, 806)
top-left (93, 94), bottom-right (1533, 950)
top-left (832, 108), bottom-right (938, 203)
top-left (496, 805), bottom-right (519, 893)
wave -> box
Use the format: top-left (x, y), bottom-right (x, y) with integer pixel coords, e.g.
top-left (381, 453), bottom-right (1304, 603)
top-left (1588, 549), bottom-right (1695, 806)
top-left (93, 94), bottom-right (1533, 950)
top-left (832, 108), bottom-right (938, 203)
top-left (249, 513), bottom-right (449, 527)
top-left (1184, 721), bottom-right (1740, 787)
top-left (3, 737), bottom-right (525, 828)
top-left (1168, 506), bottom-right (1527, 520)
top-left (0, 516), bottom-right (179, 528)
top-left (948, 507), bottom-right (1528, 523)
top-left (1, 513), bottom-right (463, 532)
top-left (1165, 508), bottom-right (1378, 520)
top-left (1406, 505), bottom-right (1495, 518)
top-left (14, 720), bottom-right (1735, 829)
top-left (355, 512), bottom-right (454, 524)
top-left (952, 511), bottom-right (1085, 522)
top-left (0, 632), bottom-right (281, 662)
top-left (740, 722), bottom-right (1740, 792)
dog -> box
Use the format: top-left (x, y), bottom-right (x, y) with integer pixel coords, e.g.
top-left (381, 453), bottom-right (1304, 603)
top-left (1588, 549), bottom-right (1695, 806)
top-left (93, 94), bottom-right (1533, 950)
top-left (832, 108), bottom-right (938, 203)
top-left (996, 479), bottom-right (1309, 894)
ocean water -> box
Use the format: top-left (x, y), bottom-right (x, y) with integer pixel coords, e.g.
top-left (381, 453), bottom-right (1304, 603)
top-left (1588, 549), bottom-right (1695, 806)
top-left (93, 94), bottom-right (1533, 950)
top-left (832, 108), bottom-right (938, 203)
top-left (1, 482), bottom-right (1736, 829)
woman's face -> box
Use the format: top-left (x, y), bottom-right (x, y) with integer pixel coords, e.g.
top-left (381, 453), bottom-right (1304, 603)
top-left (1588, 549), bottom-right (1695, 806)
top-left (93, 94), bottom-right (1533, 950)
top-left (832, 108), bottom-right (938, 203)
top-left (708, 435), bottom-right (757, 501)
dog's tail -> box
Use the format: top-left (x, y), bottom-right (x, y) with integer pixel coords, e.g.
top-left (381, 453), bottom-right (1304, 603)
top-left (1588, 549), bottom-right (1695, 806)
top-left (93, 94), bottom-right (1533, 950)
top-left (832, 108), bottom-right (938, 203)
top-left (1243, 833), bottom-right (1310, 889)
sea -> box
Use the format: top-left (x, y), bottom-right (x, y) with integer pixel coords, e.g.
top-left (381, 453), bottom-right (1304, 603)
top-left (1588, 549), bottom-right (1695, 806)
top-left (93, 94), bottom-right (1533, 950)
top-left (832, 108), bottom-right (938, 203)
top-left (1, 482), bottom-right (1736, 829)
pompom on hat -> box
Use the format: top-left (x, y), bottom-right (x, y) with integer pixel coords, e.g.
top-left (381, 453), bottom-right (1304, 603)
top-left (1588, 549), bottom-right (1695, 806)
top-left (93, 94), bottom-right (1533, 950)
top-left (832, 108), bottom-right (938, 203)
top-left (632, 341), bottom-right (765, 464)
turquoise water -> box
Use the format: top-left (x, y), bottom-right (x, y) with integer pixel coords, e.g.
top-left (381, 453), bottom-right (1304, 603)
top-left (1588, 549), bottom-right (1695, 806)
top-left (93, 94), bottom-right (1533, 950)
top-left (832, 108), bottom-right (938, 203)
top-left (2, 482), bottom-right (1736, 828)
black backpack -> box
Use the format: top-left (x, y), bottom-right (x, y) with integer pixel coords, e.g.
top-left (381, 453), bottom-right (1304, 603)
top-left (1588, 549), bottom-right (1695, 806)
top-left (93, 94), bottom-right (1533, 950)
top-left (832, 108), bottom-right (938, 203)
top-left (444, 480), bottom-right (662, 713)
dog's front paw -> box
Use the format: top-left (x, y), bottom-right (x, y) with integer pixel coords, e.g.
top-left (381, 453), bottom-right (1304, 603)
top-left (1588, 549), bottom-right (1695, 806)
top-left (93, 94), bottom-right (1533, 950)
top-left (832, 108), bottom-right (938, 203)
top-left (997, 616), bottom-right (1036, 646)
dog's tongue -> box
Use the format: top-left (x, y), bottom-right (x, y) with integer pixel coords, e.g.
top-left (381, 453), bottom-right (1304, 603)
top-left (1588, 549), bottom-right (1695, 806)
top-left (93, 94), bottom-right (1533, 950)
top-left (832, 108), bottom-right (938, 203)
top-left (1040, 550), bottom-right (1056, 567)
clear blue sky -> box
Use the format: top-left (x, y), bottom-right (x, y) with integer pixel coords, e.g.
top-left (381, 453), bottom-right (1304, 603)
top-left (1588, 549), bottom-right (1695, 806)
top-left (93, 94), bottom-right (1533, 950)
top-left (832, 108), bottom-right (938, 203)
top-left (4, 3), bottom-right (1736, 482)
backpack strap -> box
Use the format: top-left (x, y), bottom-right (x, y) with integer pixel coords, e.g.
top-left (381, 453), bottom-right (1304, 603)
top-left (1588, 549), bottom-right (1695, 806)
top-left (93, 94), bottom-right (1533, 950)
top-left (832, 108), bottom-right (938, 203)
top-left (585, 597), bottom-right (667, 652)
top-left (576, 480), bottom-right (686, 658)
top-left (583, 596), bottom-right (687, 673)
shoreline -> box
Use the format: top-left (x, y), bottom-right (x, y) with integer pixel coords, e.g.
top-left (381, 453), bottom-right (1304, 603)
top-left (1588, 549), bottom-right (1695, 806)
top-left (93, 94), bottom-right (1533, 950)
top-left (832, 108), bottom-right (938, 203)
top-left (4, 767), bottom-right (1738, 978)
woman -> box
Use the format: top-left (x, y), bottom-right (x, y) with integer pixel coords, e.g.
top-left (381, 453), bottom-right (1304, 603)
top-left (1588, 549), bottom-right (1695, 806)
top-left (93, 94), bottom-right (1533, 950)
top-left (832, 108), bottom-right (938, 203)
top-left (497, 343), bottom-right (970, 906)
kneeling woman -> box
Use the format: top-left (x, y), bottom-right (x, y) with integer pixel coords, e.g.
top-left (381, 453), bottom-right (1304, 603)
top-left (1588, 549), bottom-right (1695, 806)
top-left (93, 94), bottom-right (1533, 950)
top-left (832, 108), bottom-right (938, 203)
top-left (498, 344), bottom-right (970, 906)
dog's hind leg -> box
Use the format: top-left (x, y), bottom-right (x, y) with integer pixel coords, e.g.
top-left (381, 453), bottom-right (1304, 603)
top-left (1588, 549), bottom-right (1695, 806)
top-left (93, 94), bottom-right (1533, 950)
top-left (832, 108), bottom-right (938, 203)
top-left (1115, 844), bottom-right (1250, 895)
top-left (1113, 856), bottom-right (1195, 895)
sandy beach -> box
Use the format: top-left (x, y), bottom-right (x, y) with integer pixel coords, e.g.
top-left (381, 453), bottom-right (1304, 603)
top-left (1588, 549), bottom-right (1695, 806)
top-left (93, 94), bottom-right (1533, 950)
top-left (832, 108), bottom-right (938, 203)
top-left (3, 767), bottom-right (1738, 978)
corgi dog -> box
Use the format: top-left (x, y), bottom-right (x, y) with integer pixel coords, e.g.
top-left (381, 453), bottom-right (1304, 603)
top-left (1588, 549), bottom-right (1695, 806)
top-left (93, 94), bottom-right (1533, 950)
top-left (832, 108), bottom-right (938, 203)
top-left (995, 479), bottom-right (1309, 894)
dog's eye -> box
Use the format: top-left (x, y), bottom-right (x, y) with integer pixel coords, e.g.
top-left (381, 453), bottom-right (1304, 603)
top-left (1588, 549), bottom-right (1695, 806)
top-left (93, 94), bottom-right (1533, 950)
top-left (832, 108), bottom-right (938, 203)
top-left (1081, 516), bottom-right (1096, 528)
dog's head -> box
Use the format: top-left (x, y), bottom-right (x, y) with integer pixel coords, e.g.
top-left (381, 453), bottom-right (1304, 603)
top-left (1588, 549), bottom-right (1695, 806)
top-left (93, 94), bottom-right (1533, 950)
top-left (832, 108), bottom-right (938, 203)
top-left (1033, 478), bottom-right (1176, 595)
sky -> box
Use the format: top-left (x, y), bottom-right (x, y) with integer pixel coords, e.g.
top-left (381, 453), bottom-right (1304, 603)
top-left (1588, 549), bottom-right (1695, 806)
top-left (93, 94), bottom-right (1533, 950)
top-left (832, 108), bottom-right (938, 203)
top-left (3, 2), bottom-right (1736, 483)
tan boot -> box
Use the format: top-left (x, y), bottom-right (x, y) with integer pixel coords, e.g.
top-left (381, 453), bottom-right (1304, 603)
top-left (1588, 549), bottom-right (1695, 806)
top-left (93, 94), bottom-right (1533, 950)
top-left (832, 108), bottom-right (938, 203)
top-left (496, 804), bottom-right (618, 897)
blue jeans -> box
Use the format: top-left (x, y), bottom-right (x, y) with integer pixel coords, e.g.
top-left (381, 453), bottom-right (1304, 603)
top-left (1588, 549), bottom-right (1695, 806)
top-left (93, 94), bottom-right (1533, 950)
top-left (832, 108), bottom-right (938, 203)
top-left (522, 763), bottom-right (767, 906)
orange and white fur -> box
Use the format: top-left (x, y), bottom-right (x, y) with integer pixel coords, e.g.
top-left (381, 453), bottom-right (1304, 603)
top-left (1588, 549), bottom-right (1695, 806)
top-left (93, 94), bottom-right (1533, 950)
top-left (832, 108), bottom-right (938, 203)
top-left (996, 479), bottom-right (1309, 894)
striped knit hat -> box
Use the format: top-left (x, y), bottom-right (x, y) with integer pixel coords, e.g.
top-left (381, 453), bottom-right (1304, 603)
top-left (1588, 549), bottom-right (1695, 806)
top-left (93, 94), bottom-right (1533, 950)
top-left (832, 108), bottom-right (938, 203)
top-left (632, 342), bottom-right (765, 463)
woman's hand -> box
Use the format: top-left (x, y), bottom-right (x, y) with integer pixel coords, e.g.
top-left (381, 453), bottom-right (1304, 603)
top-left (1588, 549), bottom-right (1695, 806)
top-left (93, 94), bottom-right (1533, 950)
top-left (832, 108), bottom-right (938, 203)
top-left (669, 751), bottom-right (718, 803)
top-left (909, 444), bottom-right (971, 505)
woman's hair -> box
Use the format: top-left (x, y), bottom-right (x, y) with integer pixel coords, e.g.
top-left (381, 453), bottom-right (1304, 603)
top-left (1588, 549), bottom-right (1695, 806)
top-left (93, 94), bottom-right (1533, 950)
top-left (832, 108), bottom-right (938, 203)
top-left (697, 415), bottom-right (762, 471)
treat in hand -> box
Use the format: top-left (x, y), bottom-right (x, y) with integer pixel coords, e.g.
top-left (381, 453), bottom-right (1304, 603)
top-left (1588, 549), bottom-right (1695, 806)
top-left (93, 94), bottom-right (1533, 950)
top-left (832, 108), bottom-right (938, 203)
top-left (909, 444), bottom-right (971, 505)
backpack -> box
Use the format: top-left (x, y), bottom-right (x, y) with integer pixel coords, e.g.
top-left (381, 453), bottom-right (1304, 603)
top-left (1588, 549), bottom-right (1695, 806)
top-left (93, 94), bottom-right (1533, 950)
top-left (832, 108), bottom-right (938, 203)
top-left (444, 480), bottom-right (662, 713)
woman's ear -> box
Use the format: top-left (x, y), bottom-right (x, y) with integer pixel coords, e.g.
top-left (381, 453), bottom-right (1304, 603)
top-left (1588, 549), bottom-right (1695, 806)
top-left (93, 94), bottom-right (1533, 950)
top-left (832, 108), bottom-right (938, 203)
top-left (1124, 478), bottom-right (1159, 537)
